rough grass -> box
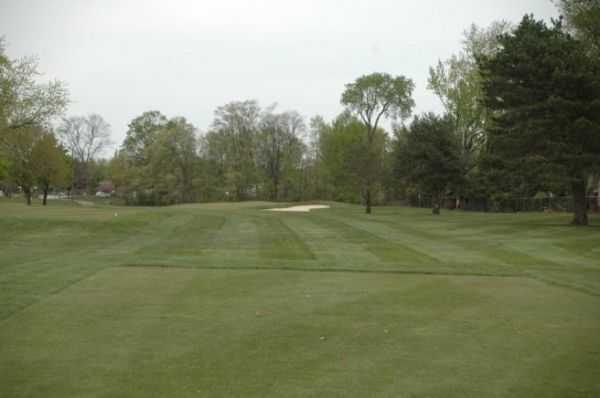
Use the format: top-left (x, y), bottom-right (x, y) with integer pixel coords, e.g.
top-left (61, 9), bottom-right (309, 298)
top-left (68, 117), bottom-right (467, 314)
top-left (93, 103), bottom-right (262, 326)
top-left (1, 198), bottom-right (599, 397)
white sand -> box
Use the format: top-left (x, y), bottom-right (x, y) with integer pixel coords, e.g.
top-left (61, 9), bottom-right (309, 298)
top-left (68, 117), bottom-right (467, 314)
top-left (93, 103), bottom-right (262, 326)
top-left (75, 200), bottom-right (95, 207)
top-left (266, 205), bottom-right (330, 213)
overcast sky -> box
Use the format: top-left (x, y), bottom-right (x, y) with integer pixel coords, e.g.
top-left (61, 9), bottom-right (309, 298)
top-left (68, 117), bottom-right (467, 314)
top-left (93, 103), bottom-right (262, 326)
top-left (1, 0), bottom-right (557, 148)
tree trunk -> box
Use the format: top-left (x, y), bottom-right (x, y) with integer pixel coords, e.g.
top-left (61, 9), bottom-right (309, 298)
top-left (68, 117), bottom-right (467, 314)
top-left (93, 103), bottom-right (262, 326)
top-left (432, 194), bottom-right (441, 215)
top-left (272, 176), bottom-right (279, 202)
top-left (571, 178), bottom-right (588, 226)
top-left (43, 185), bottom-right (49, 206)
top-left (364, 127), bottom-right (375, 215)
top-left (24, 187), bottom-right (32, 206)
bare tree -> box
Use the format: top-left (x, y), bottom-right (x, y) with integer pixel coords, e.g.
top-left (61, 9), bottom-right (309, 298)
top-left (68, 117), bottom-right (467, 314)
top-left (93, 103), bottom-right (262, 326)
top-left (83, 114), bottom-right (111, 162)
top-left (59, 114), bottom-right (111, 163)
top-left (58, 114), bottom-right (111, 191)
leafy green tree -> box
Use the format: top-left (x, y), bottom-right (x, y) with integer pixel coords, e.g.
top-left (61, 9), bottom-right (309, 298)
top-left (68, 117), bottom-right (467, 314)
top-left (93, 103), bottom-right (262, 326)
top-left (0, 43), bottom-right (67, 133)
top-left (111, 111), bottom-right (167, 204)
top-left (428, 22), bottom-right (512, 208)
top-left (428, 55), bottom-right (483, 157)
top-left (0, 149), bottom-right (13, 196)
top-left (0, 38), bottom-right (68, 203)
top-left (31, 132), bottom-right (70, 205)
top-left (394, 113), bottom-right (464, 215)
top-left (110, 112), bottom-right (204, 205)
top-left (147, 117), bottom-right (198, 204)
top-left (428, 22), bottom-right (511, 158)
top-left (341, 73), bottom-right (414, 213)
top-left (208, 100), bottom-right (260, 200)
top-left (257, 108), bottom-right (305, 200)
top-left (107, 150), bottom-right (129, 197)
top-left (85, 159), bottom-right (111, 195)
top-left (5, 126), bottom-right (42, 205)
top-left (319, 114), bottom-right (364, 203)
top-left (478, 15), bottom-right (600, 225)
top-left (556, 0), bottom-right (600, 56)
top-left (0, 38), bottom-right (11, 133)
top-left (292, 115), bottom-right (330, 201)
top-left (0, 155), bottom-right (7, 181)
top-left (320, 112), bottom-right (387, 204)
top-left (122, 111), bottom-right (168, 165)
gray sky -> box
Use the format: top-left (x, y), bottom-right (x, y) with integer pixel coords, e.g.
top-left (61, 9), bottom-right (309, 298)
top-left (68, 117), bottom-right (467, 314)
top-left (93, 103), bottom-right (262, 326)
top-left (1, 0), bottom-right (557, 148)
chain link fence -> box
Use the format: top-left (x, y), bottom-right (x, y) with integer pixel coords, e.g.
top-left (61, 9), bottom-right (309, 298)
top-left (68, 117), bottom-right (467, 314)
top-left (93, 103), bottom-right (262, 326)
top-left (404, 194), bottom-right (600, 213)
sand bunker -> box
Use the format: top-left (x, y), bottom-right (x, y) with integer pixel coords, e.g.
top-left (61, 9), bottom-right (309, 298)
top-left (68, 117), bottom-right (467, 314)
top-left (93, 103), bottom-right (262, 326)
top-left (266, 205), bottom-right (330, 213)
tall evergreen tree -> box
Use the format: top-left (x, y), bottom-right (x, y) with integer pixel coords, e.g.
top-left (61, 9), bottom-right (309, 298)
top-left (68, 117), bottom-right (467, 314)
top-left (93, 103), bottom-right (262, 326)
top-left (478, 15), bottom-right (600, 225)
top-left (394, 113), bottom-right (463, 215)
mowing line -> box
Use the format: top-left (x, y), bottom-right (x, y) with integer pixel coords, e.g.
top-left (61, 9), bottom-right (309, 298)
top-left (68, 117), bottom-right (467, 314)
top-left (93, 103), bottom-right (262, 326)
top-left (525, 271), bottom-right (600, 298)
top-left (0, 264), bottom-right (108, 324)
top-left (119, 263), bottom-right (600, 298)
top-left (119, 263), bottom-right (522, 278)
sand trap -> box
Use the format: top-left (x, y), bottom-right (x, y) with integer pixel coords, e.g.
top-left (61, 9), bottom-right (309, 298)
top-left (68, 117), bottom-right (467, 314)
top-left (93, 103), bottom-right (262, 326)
top-left (75, 200), bottom-right (95, 207)
top-left (266, 205), bottom-right (330, 213)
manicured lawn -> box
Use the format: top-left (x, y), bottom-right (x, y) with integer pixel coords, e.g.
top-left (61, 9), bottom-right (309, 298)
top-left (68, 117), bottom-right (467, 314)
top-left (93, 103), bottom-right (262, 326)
top-left (1, 199), bottom-right (599, 397)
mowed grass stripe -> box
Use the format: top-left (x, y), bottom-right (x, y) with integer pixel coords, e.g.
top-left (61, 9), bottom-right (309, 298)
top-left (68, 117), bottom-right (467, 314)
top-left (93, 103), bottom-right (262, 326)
top-left (1, 200), bottom-right (600, 397)
top-left (321, 212), bottom-right (506, 272)
top-left (276, 213), bottom-right (382, 267)
top-left (0, 209), bottom-right (193, 321)
top-left (209, 213), bottom-right (261, 256)
top-left (1, 200), bottom-right (599, 323)
top-left (339, 210), bottom-right (596, 274)
top-left (1, 267), bottom-right (599, 397)
top-left (256, 214), bottom-right (316, 260)
top-left (365, 211), bottom-right (600, 289)
top-left (369, 207), bottom-right (599, 268)
top-left (284, 211), bottom-right (437, 268)
top-left (369, 214), bottom-right (560, 269)
top-left (138, 214), bottom-right (226, 257)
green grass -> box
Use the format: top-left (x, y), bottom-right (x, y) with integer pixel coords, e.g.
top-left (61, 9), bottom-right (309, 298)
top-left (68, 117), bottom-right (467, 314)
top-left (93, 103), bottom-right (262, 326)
top-left (1, 198), bottom-right (599, 397)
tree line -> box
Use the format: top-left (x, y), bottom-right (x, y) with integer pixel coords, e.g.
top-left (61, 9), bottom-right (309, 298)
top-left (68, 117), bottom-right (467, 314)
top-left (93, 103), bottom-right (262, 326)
top-left (1, 1), bottom-right (599, 225)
